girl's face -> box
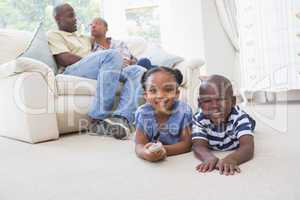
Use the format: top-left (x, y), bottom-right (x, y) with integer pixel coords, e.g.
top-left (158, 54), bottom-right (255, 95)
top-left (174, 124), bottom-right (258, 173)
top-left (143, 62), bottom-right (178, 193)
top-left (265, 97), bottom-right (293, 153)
top-left (144, 71), bottom-right (180, 114)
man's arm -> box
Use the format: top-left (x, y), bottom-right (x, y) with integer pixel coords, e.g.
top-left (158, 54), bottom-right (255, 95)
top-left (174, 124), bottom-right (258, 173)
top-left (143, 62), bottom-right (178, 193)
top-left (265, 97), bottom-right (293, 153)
top-left (48, 31), bottom-right (82, 67)
top-left (54, 53), bottom-right (82, 67)
top-left (114, 40), bottom-right (135, 66)
top-left (130, 56), bottom-right (138, 65)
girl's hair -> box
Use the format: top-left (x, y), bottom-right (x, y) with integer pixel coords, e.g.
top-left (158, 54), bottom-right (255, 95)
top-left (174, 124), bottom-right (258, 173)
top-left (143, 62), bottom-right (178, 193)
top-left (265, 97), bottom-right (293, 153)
top-left (141, 66), bottom-right (183, 90)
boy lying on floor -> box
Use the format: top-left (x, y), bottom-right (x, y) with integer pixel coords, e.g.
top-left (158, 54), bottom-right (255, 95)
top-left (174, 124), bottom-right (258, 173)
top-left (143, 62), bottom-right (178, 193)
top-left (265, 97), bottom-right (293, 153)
top-left (192, 75), bottom-right (256, 176)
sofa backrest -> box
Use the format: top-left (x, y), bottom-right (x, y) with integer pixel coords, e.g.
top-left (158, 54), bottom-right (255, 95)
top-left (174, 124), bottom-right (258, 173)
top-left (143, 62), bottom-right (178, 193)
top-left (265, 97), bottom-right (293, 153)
top-left (0, 29), bottom-right (32, 65)
top-left (0, 29), bottom-right (183, 69)
top-left (122, 36), bottom-right (148, 58)
top-left (123, 36), bottom-right (183, 68)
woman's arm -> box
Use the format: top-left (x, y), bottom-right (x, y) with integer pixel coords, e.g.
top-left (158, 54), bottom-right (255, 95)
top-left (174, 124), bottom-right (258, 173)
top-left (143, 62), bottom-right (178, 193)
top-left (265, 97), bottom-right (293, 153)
top-left (163, 127), bottom-right (192, 156)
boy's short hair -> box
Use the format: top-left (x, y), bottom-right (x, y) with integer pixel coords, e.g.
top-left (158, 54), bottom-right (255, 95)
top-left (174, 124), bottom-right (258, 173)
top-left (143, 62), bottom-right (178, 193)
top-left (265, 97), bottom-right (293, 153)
top-left (199, 74), bottom-right (233, 97)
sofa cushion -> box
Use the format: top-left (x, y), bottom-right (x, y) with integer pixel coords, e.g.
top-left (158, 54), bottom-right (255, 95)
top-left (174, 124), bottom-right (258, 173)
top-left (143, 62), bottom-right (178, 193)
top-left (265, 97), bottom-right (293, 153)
top-left (123, 36), bottom-right (148, 58)
top-left (137, 43), bottom-right (183, 68)
top-left (18, 23), bottom-right (58, 74)
top-left (56, 74), bottom-right (123, 96)
top-left (0, 29), bottom-right (32, 65)
top-left (56, 74), bottom-right (97, 96)
top-left (123, 36), bottom-right (183, 68)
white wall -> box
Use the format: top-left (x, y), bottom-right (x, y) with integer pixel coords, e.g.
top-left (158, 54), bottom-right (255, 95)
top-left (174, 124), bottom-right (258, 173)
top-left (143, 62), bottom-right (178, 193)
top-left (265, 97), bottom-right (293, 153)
top-left (201, 0), bottom-right (236, 81)
top-left (159, 0), bottom-right (205, 59)
top-left (101, 0), bottom-right (241, 90)
top-left (101, 0), bottom-right (128, 38)
top-left (159, 0), bottom-right (240, 88)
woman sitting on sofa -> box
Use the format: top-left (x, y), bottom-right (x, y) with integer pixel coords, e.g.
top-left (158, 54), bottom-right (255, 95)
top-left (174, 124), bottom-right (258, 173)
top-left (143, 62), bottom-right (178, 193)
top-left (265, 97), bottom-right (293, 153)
top-left (90, 17), bottom-right (156, 70)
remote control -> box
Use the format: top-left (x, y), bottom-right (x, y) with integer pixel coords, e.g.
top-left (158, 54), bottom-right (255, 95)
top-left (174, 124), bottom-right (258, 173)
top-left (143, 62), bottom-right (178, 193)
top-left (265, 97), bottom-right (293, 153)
top-left (148, 142), bottom-right (163, 153)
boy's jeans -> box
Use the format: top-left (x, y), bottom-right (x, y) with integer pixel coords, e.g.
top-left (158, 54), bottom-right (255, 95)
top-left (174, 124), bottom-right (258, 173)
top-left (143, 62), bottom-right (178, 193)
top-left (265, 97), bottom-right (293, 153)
top-left (63, 49), bottom-right (146, 123)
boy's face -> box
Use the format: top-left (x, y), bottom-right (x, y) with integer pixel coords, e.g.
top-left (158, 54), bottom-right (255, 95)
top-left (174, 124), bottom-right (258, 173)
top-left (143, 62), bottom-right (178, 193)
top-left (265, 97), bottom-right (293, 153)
top-left (90, 19), bottom-right (107, 37)
top-left (198, 84), bottom-right (235, 125)
top-left (144, 71), bottom-right (180, 114)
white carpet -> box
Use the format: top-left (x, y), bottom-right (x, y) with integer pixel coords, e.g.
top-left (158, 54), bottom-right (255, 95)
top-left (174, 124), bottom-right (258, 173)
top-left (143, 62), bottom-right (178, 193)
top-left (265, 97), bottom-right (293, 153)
top-left (0, 106), bottom-right (299, 200)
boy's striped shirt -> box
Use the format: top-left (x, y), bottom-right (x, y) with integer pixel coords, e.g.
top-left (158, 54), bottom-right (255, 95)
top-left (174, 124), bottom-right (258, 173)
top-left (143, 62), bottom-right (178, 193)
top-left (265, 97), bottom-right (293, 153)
top-left (192, 106), bottom-right (256, 151)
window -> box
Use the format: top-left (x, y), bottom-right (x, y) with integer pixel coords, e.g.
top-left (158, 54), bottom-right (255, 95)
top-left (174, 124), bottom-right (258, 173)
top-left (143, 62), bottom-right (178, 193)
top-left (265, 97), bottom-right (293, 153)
top-left (0, 0), bottom-right (101, 33)
top-left (0, 0), bottom-right (161, 43)
top-left (125, 0), bottom-right (161, 44)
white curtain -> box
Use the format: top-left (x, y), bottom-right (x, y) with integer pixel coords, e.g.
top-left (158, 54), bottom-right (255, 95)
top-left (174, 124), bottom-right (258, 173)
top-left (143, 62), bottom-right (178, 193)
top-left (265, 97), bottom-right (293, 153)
top-left (215, 0), bottom-right (239, 52)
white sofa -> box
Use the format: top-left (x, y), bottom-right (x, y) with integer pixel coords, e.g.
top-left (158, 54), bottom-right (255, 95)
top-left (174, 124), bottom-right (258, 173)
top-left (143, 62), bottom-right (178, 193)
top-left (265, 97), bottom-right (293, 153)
top-left (0, 29), bottom-right (204, 143)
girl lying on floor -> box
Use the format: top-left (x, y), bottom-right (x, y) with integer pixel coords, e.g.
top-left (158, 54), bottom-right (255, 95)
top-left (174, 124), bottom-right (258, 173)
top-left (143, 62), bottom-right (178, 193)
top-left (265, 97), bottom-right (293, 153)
top-left (134, 67), bottom-right (193, 162)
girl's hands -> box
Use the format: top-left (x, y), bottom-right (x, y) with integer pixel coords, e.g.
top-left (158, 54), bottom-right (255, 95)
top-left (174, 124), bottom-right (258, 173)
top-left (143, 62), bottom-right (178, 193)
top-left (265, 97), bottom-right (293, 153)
top-left (143, 142), bottom-right (166, 162)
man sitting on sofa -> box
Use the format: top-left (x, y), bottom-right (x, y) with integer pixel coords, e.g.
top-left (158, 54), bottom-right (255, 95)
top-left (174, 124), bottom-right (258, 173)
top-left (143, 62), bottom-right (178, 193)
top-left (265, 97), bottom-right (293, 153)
top-left (47, 3), bottom-right (146, 139)
top-left (90, 17), bottom-right (157, 70)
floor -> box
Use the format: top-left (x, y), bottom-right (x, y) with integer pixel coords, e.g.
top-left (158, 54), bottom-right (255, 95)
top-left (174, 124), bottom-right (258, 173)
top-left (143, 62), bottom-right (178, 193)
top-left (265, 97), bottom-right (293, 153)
top-left (0, 104), bottom-right (299, 200)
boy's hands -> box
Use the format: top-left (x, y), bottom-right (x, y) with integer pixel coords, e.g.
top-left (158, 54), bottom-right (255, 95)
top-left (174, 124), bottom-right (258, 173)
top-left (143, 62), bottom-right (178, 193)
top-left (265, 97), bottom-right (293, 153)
top-left (216, 158), bottom-right (241, 176)
top-left (143, 143), bottom-right (166, 162)
top-left (192, 138), bottom-right (249, 176)
top-left (196, 157), bottom-right (219, 173)
top-left (196, 157), bottom-right (241, 175)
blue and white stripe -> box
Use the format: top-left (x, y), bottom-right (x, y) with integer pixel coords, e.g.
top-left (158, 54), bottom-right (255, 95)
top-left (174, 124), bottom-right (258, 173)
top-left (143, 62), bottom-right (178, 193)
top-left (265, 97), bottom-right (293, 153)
top-left (192, 106), bottom-right (256, 151)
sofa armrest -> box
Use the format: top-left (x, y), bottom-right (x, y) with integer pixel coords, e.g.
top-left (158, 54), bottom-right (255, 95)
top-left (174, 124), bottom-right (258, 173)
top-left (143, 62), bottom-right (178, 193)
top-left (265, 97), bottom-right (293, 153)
top-left (0, 71), bottom-right (59, 143)
top-left (175, 58), bottom-right (205, 71)
top-left (174, 58), bottom-right (205, 112)
top-left (0, 57), bottom-right (57, 95)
